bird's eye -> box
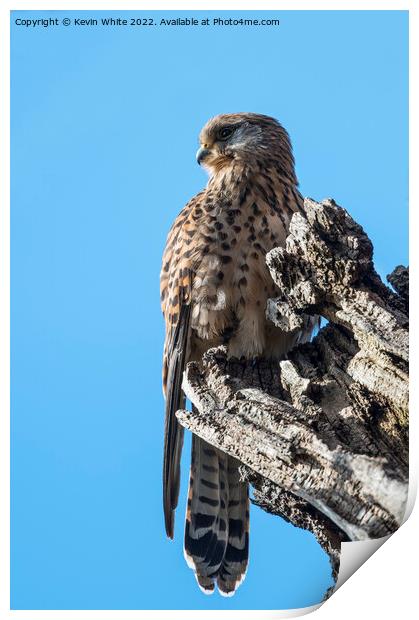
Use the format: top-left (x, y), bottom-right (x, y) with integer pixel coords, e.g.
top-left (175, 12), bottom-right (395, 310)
top-left (218, 126), bottom-right (234, 140)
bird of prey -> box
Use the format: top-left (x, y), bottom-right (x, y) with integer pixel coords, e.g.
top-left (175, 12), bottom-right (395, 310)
top-left (160, 113), bottom-right (311, 596)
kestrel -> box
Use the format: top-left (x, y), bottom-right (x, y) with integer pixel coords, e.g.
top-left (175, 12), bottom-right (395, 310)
top-left (160, 113), bottom-right (312, 596)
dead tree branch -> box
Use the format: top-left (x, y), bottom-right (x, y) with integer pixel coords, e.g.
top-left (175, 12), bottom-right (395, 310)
top-left (176, 198), bottom-right (408, 583)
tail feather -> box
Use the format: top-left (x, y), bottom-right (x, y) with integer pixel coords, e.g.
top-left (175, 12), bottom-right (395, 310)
top-left (184, 436), bottom-right (228, 590)
top-left (195, 573), bottom-right (216, 595)
top-left (217, 456), bottom-right (249, 596)
top-left (184, 435), bottom-right (249, 596)
top-left (162, 303), bottom-right (191, 538)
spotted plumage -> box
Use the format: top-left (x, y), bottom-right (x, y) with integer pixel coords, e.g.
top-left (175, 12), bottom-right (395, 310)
top-left (161, 113), bottom-right (313, 596)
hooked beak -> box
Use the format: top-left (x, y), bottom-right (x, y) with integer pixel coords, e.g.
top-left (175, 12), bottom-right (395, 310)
top-left (196, 146), bottom-right (211, 166)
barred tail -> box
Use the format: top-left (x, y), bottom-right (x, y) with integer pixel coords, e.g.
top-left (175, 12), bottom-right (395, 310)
top-left (217, 456), bottom-right (249, 596)
top-left (184, 435), bottom-right (249, 596)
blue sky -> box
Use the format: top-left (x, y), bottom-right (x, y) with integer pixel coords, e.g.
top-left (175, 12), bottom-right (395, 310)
top-left (10, 10), bottom-right (408, 611)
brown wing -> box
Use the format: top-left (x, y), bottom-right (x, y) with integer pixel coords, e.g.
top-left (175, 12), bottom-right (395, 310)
top-left (160, 193), bottom-right (203, 538)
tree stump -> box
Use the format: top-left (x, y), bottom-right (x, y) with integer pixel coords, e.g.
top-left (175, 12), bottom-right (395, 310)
top-left (176, 197), bottom-right (408, 587)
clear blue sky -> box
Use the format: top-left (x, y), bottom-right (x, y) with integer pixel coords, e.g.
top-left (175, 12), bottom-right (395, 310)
top-left (11, 10), bottom-right (408, 611)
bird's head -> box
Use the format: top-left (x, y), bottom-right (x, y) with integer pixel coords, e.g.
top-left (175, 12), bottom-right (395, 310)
top-left (196, 112), bottom-right (297, 183)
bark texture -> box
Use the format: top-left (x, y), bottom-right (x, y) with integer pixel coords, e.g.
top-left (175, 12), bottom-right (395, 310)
top-left (176, 197), bottom-right (408, 586)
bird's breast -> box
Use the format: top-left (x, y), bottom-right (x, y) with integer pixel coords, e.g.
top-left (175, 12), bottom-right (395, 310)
top-left (190, 192), bottom-right (292, 344)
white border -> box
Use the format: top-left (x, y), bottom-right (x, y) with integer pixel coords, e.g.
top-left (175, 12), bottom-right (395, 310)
top-left (1, 2), bottom-right (416, 619)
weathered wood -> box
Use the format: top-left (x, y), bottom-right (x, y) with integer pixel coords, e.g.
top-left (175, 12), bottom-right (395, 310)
top-left (175, 198), bottom-right (408, 586)
top-left (387, 265), bottom-right (409, 308)
top-left (178, 351), bottom-right (407, 540)
top-left (247, 473), bottom-right (346, 584)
